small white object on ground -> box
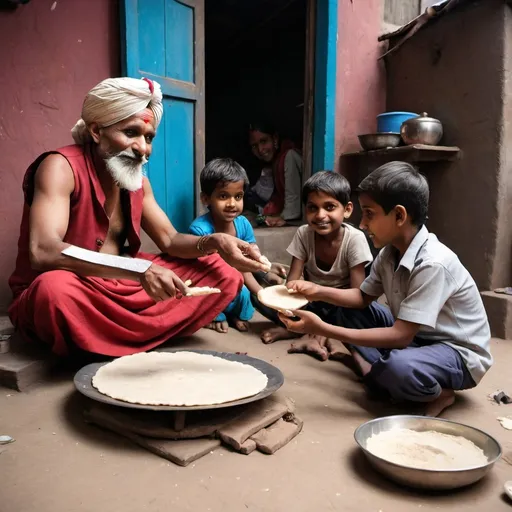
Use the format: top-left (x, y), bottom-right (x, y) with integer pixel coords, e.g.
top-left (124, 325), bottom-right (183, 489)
top-left (504, 481), bottom-right (512, 500)
top-left (0, 435), bottom-right (14, 445)
top-left (498, 416), bottom-right (512, 430)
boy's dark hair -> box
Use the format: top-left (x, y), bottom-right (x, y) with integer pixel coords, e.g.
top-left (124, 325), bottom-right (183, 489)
top-left (302, 171), bottom-right (351, 206)
top-left (200, 158), bottom-right (249, 196)
top-left (356, 161), bottom-right (429, 226)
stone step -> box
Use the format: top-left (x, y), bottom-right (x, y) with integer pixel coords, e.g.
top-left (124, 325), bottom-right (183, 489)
top-left (481, 291), bottom-right (512, 340)
top-left (0, 322), bottom-right (58, 391)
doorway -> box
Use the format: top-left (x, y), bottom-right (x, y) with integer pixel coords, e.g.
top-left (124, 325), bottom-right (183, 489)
top-left (204, 0), bottom-right (307, 185)
top-left (121, 0), bottom-right (338, 229)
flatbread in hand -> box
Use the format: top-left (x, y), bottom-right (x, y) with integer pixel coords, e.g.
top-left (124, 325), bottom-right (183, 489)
top-left (257, 284), bottom-right (308, 313)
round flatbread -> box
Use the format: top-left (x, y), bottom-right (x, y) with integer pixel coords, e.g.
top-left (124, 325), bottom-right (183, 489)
top-left (92, 351), bottom-right (268, 406)
top-left (257, 284), bottom-right (308, 313)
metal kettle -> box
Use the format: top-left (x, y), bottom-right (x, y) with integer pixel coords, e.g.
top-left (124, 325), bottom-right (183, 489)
top-left (400, 112), bottom-right (443, 146)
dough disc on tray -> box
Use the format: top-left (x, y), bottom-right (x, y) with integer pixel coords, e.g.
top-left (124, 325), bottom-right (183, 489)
top-left (92, 351), bottom-right (268, 406)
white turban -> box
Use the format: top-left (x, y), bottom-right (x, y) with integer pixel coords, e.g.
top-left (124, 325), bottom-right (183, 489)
top-left (71, 77), bottom-right (164, 145)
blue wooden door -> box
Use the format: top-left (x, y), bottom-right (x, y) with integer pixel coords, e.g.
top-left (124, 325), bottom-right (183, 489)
top-left (122, 0), bottom-right (205, 232)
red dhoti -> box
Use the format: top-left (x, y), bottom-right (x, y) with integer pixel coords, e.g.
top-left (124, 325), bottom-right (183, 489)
top-left (9, 253), bottom-right (242, 356)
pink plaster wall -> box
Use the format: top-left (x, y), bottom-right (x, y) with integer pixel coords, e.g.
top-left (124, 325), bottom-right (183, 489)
top-left (0, 0), bottom-right (119, 312)
top-left (335, 0), bottom-right (386, 170)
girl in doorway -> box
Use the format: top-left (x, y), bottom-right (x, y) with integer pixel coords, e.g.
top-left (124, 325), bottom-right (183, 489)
top-left (247, 121), bottom-right (303, 227)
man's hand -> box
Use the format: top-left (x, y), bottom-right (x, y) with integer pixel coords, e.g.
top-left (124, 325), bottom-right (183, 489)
top-left (141, 264), bottom-right (188, 302)
top-left (286, 280), bottom-right (321, 301)
top-left (211, 234), bottom-right (268, 273)
top-left (278, 309), bottom-right (325, 336)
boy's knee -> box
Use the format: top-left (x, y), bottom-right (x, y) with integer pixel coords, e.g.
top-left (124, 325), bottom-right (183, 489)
top-left (373, 351), bottom-right (441, 402)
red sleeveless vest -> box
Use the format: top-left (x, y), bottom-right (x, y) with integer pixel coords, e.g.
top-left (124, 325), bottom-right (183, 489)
top-left (8, 144), bottom-right (144, 302)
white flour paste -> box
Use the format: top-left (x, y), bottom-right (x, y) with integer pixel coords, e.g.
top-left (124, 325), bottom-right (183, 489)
top-left (92, 351), bottom-right (268, 406)
top-left (366, 428), bottom-right (488, 470)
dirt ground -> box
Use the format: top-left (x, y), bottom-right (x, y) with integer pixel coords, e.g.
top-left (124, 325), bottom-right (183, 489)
top-left (1, 313), bottom-right (512, 512)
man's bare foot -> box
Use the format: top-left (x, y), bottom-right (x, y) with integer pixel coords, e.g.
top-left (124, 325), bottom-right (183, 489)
top-left (233, 318), bottom-right (249, 332)
top-left (288, 335), bottom-right (329, 361)
top-left (205, 320), bottom-right (229, 333)
top-left (260, 326), bottom-right (297, 344)
top-left (423, 389), bottom-right (456, 417)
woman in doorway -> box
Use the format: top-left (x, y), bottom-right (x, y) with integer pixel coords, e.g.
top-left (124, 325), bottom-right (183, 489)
top-left (247, 122), bottom-right (303, 227)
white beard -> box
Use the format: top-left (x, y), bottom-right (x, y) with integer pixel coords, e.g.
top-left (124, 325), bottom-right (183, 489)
top-left (104, 149), bottom-right (147, 192)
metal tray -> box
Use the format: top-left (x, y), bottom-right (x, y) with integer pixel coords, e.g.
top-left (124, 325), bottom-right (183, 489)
top-left (74, 348), bottom-right (284, 411)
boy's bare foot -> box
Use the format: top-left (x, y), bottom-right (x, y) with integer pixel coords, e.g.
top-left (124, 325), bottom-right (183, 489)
top-left (325, 339), bottom-right (372, 377)
top-left (288, 335), bottom-right (329, 361)
top-left (205, 320), bottom-right (229, 333)
top-left (261, 326), bottom-right (297, 344)
top-left (423, 389), bottom-right (456, 417)
top-left (233, 318), bottom-right (249, 332)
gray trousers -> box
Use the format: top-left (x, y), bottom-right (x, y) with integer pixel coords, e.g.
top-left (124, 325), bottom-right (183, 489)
top-left (336, 304), bottom-right (476, 403)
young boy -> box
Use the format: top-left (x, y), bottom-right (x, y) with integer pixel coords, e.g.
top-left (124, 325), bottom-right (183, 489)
top-left (279, 162), bottom-right (492, 417)
top-left (259, 171), bottom-right (383, 350)
top-left (189, 158), bottom-right (268, 333)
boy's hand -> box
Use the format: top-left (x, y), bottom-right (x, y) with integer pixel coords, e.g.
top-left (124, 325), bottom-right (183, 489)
top-left (271, 263), bottom-right (287, 279)
top-left (286, 280), bottom-right (320, 300)
top-left (278, 310), bottom-right (325, 336)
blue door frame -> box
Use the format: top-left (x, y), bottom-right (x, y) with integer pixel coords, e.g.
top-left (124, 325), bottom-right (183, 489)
top-left (312, 0), bottom-right (337, 173)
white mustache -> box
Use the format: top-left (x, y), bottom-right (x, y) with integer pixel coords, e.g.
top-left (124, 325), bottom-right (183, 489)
top-left (116, 149), bottom-right (149, 166)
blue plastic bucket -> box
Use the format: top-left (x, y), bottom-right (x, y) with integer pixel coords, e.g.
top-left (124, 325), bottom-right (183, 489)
top-left (377, 112), bottom-right (418, 134)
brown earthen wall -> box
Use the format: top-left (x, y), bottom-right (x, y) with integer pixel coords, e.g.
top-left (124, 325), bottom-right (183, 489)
top-left (0, 0), bottom-right (120, 312)
top-left (385, 0), bottom-right (507, 290)
top-left (494, 5), bottom-right (512, 288)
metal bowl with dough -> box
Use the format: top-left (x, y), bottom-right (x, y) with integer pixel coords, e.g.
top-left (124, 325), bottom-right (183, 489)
top-left (354, 415), bottom-right (502, 490)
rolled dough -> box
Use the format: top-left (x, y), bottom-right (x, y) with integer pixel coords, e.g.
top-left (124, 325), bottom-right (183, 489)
top-left (259, 255), bottom-right (272, 272)
top-left (257, 285), bottom-right (308, 313)
top-left (92, 352), bottom-right (269, 406)
top-left (185, 286), bottom-right (221, 297)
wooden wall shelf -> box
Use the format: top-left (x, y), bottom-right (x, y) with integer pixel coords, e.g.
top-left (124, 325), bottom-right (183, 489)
top-left (341, 144), bottom-right (461, 164)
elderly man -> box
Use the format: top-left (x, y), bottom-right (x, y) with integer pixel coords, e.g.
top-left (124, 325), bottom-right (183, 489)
top-left (8, 77), bottom-right (267, 357)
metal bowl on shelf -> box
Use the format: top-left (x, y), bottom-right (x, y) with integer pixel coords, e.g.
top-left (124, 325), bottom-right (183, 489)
top-left (354, 415), bottom-right (502, 490)
top-left (358, 133), bottom-right (401, 151)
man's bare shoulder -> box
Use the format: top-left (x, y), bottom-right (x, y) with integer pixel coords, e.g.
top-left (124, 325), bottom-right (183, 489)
top-left (34, 153), bottom-right (75, 195)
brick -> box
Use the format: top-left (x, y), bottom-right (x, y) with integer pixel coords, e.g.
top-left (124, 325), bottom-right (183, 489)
top-left (251, 416), bottom-right (303, 455)
top-left (84, 408), bottom-right (220, 466)
top-left (239, 438), bottom-right (257, 455)
top-left (218, 398), bottom-right (288, 450)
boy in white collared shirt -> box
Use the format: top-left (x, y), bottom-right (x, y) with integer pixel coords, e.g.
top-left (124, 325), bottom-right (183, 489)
top-left (280, 162), bottom-right (492, 417)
